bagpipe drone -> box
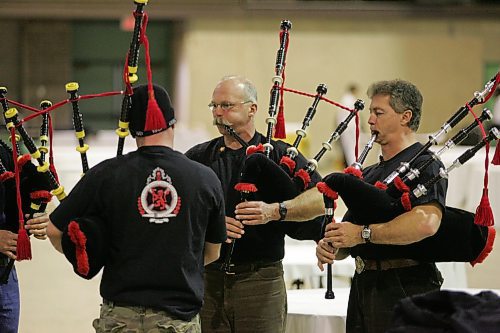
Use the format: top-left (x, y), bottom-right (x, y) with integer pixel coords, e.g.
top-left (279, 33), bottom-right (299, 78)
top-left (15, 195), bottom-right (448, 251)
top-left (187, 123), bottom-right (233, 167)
top-left (0, 0), bottom-right (156, 280)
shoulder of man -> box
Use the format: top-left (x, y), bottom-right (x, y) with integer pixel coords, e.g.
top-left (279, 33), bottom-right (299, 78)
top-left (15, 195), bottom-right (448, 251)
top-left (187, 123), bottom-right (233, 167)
top-left (185, 137), bottom-right (222, 161)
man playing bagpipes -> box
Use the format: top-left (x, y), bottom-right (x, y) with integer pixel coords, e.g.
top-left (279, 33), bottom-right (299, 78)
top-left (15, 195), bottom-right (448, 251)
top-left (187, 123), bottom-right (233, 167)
top-left (185, 75), bottom-right (324, 333)
top-left (237, 79), bottom-right (448, 333)
top-left (46, 84), bottom-right (227, 332)
top-left (0, 141), bottom-right (50, 333)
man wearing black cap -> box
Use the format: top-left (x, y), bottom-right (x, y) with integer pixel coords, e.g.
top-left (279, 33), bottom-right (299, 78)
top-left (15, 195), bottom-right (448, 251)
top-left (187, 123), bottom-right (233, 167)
top-left (185, 75), bottom-right (324, 333)
top-left (47, 83), bottom-right (227, 332)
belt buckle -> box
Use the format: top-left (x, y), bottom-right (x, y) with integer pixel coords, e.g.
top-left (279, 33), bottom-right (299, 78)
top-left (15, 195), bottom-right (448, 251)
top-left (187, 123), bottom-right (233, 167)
top-left (355, 256), bottom-right (365, 274)
top-left (222, 263), bottom-right (235, 275)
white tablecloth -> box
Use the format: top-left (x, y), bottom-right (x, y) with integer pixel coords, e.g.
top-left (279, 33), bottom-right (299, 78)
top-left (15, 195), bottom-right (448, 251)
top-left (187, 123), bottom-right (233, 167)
top-left (286, 288), bottom-right (349, 333)
top-left (438, 145), bottom-right (499, 220)
top-left (286, 288), bottom-right (500, 333)
top-left (283, 237), bottom-right (355, 289)
top-left (283, 237), bottom-right (468, 289)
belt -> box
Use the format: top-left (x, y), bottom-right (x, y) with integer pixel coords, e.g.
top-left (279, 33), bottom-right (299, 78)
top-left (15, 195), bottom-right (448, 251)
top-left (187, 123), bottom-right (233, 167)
top-left (207, 260), bottom-right (282, 275)
top-left (0, 255), bottom-right (10, 267)
top-left (103, 299), bottom-right (134, 308)
top-left (355, 256), bottom-right (420, 274)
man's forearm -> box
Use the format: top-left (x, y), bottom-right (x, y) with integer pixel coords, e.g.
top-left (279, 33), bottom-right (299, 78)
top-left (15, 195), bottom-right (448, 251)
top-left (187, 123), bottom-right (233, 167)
top-left (370, 203), bottom-right (442, 245)
top-left (283, 187), bottom-right (325, 222)
top-left (47, 222), bottom-right (64, 253)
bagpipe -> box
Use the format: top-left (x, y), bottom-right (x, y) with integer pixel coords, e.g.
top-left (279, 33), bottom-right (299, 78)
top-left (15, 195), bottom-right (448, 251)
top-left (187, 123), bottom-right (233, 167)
top-left (0, 0), bottom-right (154, 279)
top-left (222, 20), bottom-right (366, 272)
top-left (318, 133), bottom-right (378, 299)
top-left (316, 72), bottom-right (500, 268)
top-left (0, 94), bottom-right (60, 283)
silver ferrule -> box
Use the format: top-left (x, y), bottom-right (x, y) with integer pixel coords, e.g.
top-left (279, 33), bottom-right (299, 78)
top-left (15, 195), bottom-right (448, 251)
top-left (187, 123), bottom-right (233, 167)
top-left (406, 168), bottom-right (420, 181)
top-left (412, 184), bottom-right (427, 198)
top-left (448, 160), bottom-right (461, 174)
top-left (325, 207), bottom-right (334, 216)
top-left (474, 79), bottom-right (496, 103)
top-left (287, 146), bottom-right (298, 159)
top-left (330, 132), bottom-right (340, 143)
top-left (351, 162), bottom-right (362, 170)
top-left (439, 167), bottom-right (449, 180)
top-left (384, 171), bottom-right (399, 184)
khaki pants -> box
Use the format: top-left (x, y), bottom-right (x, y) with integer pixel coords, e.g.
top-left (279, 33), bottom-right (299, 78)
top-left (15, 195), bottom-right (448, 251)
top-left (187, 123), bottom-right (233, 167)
top-left (201, 262), bottom-right (287, 333)
top-left (93, 301), bottom-right (201, 333)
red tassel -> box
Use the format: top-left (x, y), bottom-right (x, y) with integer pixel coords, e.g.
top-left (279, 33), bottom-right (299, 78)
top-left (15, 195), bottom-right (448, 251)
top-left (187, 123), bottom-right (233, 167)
top-left (471, 226), bottom-right (496, 266)
top-left (294, 168), bottom-right (311, 190)
top-left (68, 221), bottom-right (89, 276)
top-left (375, 181), bottom-right (388, 190)
top-left (274, 105), bottom-right (286, 139)
top-left (246, 144), bottom-right (265, 155)
top-left (144, 92), bottom-right (167, 132)
top-left (316, 182), bottom-right (338, 200)
top-left (343, 166), bottom-right (363, 179)
top-left (234, 182), bottom-right (258, 193)
top-left (280, 156), bottom-right (296, 175)
top-left (474, 188), bottom-right (495, 226)
top-left (140, 12), bottom-right (167, 133)
top-left (492, 142), bottom-right (500, 166)
top-left (0, 171), bottom-right (15, 182)
top-left (16, 228), bottom-right (32, 261)
top-left (400, 193), bottom-right (412, 211)
top-left (17, 154), bottom-right (31, 169)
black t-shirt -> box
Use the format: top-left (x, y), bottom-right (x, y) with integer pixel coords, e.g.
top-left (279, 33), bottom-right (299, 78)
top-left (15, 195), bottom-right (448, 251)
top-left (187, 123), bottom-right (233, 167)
top-left (185, 131), bottom-right (324, 264)
top-left (348, 142), bottom-right (448, 259)
top-left (50, 146), bottom-right (227, 321)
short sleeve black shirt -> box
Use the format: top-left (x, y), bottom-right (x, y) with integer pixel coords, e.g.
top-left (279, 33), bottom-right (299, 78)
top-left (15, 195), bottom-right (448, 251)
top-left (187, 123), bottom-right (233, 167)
top-left (185, 131), bottom-right (324, 264)
top-left (349, 142), bottom-right (448, 259)
top-left (50, 146), bottom-right (226, 321)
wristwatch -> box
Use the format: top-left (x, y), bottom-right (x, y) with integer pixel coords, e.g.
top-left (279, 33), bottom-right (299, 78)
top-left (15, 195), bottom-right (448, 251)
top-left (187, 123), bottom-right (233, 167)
top-left (278, 202), bottom-right (287, 221)
top-left (361, 225), bottom-right (371, 243)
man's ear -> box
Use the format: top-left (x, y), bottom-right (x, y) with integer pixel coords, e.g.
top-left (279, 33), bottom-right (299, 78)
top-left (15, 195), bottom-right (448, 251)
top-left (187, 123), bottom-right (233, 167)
top-left (249, 103), bottom-right (257, 117)
top-left (401, 110), bottom-right (413, 126)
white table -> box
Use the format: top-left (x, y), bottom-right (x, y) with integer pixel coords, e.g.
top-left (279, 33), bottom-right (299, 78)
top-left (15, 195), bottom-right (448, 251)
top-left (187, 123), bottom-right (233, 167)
top-left (286, 288), bottom-right (500, 333)
top-left (286, 288), bottom-right (349, 333)
top-left (283, 237), bottom-right (355, 289)
top-left (438, 145), bottom-right (500, 220)
top-left (283, 237), bottom-right (467, 289)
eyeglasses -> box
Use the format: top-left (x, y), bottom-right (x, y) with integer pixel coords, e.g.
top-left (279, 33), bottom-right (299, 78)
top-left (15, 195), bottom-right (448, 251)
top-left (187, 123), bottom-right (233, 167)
top-left (208, 101), bottom-right (253, 112)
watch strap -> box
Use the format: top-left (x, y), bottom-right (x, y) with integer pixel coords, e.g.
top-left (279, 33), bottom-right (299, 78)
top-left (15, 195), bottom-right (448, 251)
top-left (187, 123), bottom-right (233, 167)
top-left (278, 202), bottom-right (287, 221)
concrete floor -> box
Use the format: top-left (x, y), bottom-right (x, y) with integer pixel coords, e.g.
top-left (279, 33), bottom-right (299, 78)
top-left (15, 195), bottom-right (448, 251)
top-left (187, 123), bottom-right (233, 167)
top-left (17, 239), bottom-right (101, 333)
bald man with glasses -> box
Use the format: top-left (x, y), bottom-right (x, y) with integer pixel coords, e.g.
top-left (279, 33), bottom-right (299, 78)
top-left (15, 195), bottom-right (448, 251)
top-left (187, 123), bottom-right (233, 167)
top-left (185, 75), bottom-right (324, 333)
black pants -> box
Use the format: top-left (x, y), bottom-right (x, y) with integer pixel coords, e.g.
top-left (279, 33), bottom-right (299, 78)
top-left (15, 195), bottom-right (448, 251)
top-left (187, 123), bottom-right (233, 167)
top-left (346, 263), bottom-right (443, 333)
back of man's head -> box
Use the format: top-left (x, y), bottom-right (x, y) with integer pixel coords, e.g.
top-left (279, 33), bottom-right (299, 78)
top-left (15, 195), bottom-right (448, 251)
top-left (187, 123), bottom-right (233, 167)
top-left (129, 84), bottom-right (176, 138)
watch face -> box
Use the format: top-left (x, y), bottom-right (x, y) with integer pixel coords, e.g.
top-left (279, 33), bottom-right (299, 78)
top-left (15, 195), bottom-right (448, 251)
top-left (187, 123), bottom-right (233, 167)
top-left (362, 227), bottom-right (371, 240)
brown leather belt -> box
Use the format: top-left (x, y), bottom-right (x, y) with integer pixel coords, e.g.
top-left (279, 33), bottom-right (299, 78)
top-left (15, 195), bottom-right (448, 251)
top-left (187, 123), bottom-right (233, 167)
top-left (355, 256), bottom-right (420, 274)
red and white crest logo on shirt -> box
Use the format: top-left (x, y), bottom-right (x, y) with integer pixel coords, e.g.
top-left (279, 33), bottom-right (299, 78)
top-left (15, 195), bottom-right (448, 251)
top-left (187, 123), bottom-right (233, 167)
top-left (137, 167), bottom-right (181, 223)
